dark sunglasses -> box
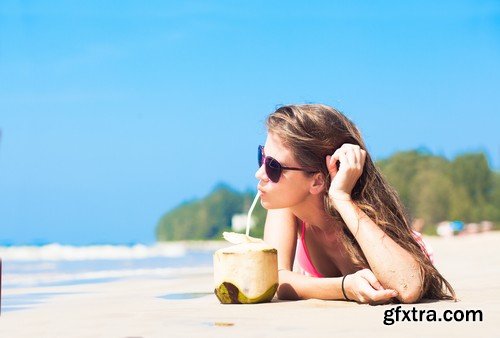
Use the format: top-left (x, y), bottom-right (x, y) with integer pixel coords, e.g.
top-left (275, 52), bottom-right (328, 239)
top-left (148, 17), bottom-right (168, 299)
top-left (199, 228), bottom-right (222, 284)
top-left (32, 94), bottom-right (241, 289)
top-left (258, 145), bottom-right (317, 183)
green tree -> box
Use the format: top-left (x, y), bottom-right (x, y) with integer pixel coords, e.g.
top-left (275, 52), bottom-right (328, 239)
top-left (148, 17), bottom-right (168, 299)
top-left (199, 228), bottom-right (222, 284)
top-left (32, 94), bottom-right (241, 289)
top-left (377, 150), bottom-right (426, 211)
top-left (156, 183), bottom-right (245, 241)
top-left (378, 150), bottom-right (497, 228)
top-left (448, 185), bottom-right (473, 222)
top-left (451, 153), bottom-right (492, 205)
top-left (412, 169), bottom-right (453, 225)
top-left (481, 172), bottom-right (500, 222)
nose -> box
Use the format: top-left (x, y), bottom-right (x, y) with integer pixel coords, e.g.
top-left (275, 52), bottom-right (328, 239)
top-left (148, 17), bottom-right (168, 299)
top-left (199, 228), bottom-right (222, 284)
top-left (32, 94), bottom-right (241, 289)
top-left (255, 164), bottom-right (268, 182)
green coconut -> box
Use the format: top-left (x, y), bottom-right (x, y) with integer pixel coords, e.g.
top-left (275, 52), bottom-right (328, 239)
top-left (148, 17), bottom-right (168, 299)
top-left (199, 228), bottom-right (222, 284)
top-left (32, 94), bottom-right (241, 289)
top-left (214, 281), bottom-right (278, 304)
top-left (213, 239), bottom-right (278, 304)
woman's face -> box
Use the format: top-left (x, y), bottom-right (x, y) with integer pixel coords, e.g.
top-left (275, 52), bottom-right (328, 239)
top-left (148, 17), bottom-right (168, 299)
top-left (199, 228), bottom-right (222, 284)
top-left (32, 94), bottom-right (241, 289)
top-left (255, 132), bottom-right (313, 210)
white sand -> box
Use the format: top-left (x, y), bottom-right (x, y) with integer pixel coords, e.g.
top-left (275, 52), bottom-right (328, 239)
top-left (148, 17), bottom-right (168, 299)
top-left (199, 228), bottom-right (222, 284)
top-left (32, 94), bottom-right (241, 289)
top-left (1, 232), bottom-right (499, 338)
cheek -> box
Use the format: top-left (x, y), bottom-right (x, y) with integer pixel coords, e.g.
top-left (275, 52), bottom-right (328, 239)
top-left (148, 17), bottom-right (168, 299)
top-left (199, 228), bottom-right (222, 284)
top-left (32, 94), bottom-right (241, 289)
top-left (260, 181), bottom-right (310, 209)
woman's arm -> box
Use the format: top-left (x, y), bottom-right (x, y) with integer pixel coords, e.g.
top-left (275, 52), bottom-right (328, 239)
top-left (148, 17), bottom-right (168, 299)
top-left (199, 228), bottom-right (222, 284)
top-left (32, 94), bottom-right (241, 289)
top-left (264, 208), bottom-right (397, 302)
top-left (332, 197), bottom-right (422, 303)
top-left (327, 144), bottom-right (423, 303)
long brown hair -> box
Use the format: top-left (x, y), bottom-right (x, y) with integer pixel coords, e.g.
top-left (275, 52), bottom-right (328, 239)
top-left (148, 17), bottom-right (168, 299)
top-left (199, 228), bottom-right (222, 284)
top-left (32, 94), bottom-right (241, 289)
top-left (266, 104), bottom-right (455, 301)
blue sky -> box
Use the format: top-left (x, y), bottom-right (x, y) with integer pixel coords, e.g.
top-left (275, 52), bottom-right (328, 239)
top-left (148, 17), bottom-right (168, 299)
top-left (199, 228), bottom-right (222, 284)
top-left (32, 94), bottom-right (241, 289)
top-left (1, 1), bottom-right (499, 245)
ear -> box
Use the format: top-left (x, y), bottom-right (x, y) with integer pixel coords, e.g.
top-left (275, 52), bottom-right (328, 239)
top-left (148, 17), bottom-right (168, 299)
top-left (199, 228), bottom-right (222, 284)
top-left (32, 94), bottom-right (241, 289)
top-left (309, 172), bottom-right (326, 195)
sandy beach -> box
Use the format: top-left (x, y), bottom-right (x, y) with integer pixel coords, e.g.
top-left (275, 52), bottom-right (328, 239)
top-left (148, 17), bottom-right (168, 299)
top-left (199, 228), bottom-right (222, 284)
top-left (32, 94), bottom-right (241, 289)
top-left (1, 232), bottom-right (499, 338)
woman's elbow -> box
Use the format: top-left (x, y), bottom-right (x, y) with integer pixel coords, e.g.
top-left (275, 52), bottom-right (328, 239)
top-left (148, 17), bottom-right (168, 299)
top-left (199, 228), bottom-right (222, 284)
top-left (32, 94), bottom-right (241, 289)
top-left (395, 264), bottom-right (424, 303)
top-left (397, 283), bottom-right (423, 304)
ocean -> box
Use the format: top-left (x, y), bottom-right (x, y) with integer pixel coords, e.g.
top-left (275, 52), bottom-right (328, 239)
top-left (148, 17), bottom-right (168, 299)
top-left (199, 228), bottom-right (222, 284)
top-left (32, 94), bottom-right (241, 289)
top-left (1, 242), bottom-right (223, 312)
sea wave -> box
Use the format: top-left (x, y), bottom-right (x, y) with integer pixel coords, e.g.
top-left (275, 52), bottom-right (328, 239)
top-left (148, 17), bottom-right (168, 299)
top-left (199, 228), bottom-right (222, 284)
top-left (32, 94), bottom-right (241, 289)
top-left (3, 266), bottom-right (213, 288)
top-left (0, 243), bottom-right (189, 261)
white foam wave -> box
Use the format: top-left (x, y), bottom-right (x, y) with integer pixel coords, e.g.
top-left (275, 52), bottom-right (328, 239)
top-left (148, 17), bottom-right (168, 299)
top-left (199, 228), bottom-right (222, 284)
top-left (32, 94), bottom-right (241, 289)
top-left (0, 243), bottom-right (187, 261)
top-left (3, 266), bottom-right (213, 287)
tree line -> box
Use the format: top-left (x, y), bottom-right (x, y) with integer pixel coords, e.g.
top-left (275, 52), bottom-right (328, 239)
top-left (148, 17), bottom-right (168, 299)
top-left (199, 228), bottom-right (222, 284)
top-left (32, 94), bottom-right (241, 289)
top-left (156, 182), bottom-right (267, 241)
top-left (156, 151), bottom-right (499, 241)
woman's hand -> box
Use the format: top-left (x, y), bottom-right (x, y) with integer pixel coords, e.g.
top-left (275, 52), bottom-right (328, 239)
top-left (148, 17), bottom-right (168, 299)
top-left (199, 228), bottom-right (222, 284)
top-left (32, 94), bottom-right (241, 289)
top-left (326, 143), bottom-right (366, 206)
top-left (344, 269), bottom-right (398, 304)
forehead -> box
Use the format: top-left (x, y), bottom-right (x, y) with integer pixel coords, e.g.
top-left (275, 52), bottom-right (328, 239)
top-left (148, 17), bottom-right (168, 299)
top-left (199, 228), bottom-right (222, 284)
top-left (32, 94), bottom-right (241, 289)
top-left (264, 132), bottom-right (297, 164)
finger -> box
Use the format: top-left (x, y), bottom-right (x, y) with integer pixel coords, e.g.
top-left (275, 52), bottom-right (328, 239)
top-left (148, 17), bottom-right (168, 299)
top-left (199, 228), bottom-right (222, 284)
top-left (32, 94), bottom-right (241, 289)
top-left (366, 289), bottom-right (399, 303)
top-left (330, 148), bottom-right (349, 171)
top-left (340, 143), bottom-right (357, 149)
top-left (331, 147), bottom-right (343, 161)
top-left (352, 147), bottom-right (361, 167)
top-left (370, 296), bottom-right (397, 306)
top-left (360, 269), bottom-right (384, 290)
top-left (359, 149), bottom-right (367, 167)
top-left (351, 145), bottom-right (362, 167)
top-left (326, 155), bottom-right (338, 176)
top-left (338, 150), bottom-right (350, 168)
top-left (345, 147), bottom-right (358, 166)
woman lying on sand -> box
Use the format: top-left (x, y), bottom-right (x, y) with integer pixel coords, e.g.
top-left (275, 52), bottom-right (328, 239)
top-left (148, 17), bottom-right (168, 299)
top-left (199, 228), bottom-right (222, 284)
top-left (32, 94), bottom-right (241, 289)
top-left (256, 104), bottom-right (455, 304)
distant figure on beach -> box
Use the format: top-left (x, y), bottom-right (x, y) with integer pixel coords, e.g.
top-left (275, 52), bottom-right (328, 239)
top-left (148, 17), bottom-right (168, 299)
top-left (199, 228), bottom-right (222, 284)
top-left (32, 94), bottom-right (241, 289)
top-left (437, 221), bottom-right (454, 237)
top-left (256, 104), bottom-right (455, 304)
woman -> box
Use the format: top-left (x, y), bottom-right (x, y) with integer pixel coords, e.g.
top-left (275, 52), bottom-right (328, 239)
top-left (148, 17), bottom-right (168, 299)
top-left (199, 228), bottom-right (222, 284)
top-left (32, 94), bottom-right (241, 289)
top-left (256, 104), bottom-right (455, 304)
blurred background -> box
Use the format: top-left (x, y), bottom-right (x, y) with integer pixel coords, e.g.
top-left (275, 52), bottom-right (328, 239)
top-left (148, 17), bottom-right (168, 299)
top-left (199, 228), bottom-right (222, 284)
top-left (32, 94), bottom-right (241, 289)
top-left (1, 0), bottom-right (499, 247)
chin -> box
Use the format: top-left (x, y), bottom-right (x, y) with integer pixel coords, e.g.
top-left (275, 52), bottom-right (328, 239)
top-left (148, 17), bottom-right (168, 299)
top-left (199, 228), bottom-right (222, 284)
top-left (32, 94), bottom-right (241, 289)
top-left (260, 199), bottom-right (272, 210)
top-left (260, 198), bottom-right (283, 210)
top-left (260, 198), bottom-right (291, 210)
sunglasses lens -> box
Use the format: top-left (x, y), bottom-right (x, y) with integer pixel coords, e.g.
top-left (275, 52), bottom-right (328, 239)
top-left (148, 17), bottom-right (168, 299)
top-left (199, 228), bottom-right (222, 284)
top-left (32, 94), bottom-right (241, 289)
top-left (265, 157), bottom-right (282, 183)
top-left (258, 146), bottom-right (264, 167)
top-left (258, 145), bottom-right (282, 183)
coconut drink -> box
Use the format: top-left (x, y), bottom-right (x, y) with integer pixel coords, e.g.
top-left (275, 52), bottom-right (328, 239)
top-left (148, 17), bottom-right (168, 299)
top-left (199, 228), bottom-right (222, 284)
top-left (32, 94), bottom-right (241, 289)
top-left (213, 192), bottom-right (278, 304)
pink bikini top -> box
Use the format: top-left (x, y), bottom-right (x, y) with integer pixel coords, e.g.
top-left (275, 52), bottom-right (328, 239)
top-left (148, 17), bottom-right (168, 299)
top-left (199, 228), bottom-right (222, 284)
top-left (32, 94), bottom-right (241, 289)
top-left (296, 222), bottom-right (324, 278)
top-left (295, 222), bottom-right (434, 278)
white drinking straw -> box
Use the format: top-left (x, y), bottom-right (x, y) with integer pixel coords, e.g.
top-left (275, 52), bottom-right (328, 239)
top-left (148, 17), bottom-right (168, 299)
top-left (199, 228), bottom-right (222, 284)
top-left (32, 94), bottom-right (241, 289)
top-left (246, 191), bottom-right (261, 236)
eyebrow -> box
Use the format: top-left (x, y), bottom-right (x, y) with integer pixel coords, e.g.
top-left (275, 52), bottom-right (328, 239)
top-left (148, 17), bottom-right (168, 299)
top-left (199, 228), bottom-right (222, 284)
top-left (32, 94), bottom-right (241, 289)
top-left (263, 147), bottom-right (296, 168)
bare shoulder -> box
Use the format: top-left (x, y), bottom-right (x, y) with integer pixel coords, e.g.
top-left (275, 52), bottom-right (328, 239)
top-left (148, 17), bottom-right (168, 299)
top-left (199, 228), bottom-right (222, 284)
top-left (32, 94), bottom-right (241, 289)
top-left (264, 209), bottom-right (299, 237)
top-left (263, 208), bottom-right (299, 270)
